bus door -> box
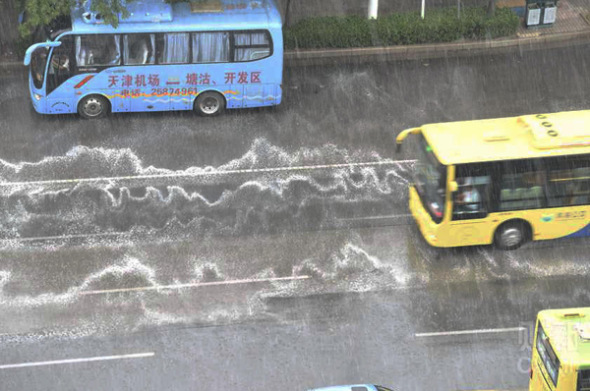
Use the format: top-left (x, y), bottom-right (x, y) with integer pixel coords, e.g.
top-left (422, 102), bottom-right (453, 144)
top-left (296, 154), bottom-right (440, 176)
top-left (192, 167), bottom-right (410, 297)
top-left (46, 36), bottom-right (76, 114)
top-left (447, 164), bottom-right (494, 246)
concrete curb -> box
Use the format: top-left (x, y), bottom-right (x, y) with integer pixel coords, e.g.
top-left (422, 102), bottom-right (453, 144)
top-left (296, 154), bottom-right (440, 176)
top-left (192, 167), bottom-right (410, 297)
top-left (285, 29), bottom-right (590, 66)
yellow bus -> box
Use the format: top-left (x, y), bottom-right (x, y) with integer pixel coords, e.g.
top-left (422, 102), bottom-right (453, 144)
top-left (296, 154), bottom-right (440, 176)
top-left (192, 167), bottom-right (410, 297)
top-left (530, 308), bottom-right (590, 391)
top-left (396, 110), bottom-right (590, 249)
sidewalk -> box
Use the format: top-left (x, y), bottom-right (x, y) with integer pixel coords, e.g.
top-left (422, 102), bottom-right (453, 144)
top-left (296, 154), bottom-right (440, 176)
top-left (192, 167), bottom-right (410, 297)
top-left (284, 0), bottom-right (590, 66)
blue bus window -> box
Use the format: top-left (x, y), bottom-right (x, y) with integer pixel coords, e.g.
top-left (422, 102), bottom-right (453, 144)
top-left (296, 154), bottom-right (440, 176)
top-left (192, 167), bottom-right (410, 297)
top-left (157, 33), bottom-right (189, 64)
top-left (234, 32), bottom-right (270, 61)
top-left (124, 34), bottom-right (155, 65)
top-left (75, 35), bottom-right (121, 67)
top-left (192, 32), bottom-right (230, 64)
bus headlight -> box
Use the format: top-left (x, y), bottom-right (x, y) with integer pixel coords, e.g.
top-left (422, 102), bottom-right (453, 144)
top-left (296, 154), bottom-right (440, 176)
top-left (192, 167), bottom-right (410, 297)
top-left (34, 93), bottom-right (42, 101)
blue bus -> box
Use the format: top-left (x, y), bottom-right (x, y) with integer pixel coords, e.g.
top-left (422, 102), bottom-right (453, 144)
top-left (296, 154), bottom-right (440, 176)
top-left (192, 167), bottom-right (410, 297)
top-left (23, 0), bottom-right (283, 118)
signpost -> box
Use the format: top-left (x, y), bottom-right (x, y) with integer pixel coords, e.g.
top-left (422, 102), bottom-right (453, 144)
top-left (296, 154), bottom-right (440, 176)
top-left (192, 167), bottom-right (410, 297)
top-left (368, 0), bottom-right (378, 19)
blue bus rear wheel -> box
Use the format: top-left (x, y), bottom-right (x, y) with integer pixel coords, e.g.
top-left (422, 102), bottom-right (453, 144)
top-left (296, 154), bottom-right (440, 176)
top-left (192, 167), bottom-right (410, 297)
top-left (78, 95), bottom-right (109, 119)
top-left (194, 92), bottom-right (225, 117)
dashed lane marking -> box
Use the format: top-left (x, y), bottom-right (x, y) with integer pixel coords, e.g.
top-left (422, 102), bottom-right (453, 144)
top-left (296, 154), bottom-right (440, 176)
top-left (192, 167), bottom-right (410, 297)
top-left (339, 214), bottom-right (413, 221)
top-left (79, 275), bottom-right (311, 296)
top-left (415, 326), bottom-right (525, 338)
top-left (0, 160), bottom-right (416, 188)
top-left (2, 232), bottom-right (125, 243)
top-left (0, 352), bottom-right (155, 369)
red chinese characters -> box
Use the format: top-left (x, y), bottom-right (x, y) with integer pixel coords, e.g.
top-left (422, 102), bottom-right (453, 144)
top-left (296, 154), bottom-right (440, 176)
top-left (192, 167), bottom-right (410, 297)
top-left (108, 73), bottom-right (161, 89)
top-left (148, 74), bottom-right (159, 87)
top-left (186, 73), bottom-right (211, 86)
top-left (224, 71), bottom-right (262, 84)
top-left (121, 89), bottom-right (141, 98)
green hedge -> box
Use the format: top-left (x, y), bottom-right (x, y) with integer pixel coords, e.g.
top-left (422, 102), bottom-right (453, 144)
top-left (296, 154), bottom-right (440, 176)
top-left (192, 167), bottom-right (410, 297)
top-left (284, 7), bottom-right (519, 50)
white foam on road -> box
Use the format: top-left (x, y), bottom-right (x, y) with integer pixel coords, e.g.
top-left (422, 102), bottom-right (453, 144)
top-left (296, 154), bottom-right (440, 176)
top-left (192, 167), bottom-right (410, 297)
top-left (0, 352), bottom-right (155, 370)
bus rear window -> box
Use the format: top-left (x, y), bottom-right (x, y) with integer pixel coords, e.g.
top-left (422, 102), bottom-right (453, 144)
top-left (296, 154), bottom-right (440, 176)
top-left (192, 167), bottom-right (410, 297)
top-left (537, 323), bottom-right (560, 386)
top-left (578, 369), bottom-right (590, 391)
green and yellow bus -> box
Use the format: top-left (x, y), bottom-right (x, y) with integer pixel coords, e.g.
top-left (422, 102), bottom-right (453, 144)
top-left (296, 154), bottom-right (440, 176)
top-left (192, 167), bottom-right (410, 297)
top-left (530, 308), bottom-right (590, 391)
top-left (396, 110), bottom-right (590, 249)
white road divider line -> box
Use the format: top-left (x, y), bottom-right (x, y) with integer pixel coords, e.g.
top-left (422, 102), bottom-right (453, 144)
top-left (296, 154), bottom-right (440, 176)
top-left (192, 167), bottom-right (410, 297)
top-left (0, 352), bottom-right (155, 370)
top-left (80, 275), bottom-right (311, 296)
top-left (0, 159), bottom-right (416, 188)
top-left (339, 214), bottom-right (413, 221)
top-left (3, 232), bottom-right (125, 243)
top-left (415, 326), bottom-right (525, 338)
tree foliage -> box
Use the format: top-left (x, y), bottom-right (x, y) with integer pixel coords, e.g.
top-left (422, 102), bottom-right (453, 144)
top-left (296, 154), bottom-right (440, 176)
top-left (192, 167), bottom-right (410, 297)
top-left (17, 0), bottom-right (75, 37)
top-left (17, 0), bottom-right (134, 37)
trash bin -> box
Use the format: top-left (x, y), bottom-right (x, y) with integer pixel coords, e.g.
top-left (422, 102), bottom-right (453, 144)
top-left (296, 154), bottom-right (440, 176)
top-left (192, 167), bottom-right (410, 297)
top-left (525, 0), bottom-right (559, 27)
top-left (526, 2), bottom-right (541, 26)
top-left (542, 1), bottom-right (558, 24)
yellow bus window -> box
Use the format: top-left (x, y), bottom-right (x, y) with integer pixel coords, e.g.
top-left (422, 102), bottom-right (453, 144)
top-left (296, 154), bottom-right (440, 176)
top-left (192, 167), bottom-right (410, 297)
top-left (536, 323), bottom-right (560, 386)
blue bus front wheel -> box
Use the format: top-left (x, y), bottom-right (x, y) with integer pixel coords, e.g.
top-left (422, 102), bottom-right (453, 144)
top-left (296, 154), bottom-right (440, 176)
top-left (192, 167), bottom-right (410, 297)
top-left (194, 91), bottom-right (225, 117)
top-left (78, 95), bottom-right (109, 119)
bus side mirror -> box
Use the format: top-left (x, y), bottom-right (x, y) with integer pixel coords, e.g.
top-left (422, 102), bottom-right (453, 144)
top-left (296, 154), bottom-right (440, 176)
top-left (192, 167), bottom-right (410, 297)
top-left (395, 127), bottom-right (421, 153)
top-left (23, 40), bottom-right (62, 66)
top-left (449, 181), bottom-right (458, 193)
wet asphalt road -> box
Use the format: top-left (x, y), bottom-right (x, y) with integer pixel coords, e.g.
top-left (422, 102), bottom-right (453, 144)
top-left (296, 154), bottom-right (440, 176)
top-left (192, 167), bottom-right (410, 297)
top-left (0, 43), bottom-right (589, 390)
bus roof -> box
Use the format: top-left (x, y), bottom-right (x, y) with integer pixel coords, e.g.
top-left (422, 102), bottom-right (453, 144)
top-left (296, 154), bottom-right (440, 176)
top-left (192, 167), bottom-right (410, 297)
top-left (421, 110), bottom-right (590, 165)
top-left (538, 307), bottom-right (590, 366)
top-left (70, 0), bottom-right (282, 35)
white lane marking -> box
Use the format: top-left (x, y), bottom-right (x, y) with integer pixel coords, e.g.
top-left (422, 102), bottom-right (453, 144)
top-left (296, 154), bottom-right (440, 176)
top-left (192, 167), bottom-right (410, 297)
top-left (2, 232), bottom-right (125, 243)
top-left (0, 352), bottom-right (155, 370)
top-left (415, 326), bottom-right (525, 338)
top-left (80, 275), bottom-right (311, 296)
top-left (339, 214), bottom-right (413, 221)
top-left (0, 159), bottom-right (416, 188)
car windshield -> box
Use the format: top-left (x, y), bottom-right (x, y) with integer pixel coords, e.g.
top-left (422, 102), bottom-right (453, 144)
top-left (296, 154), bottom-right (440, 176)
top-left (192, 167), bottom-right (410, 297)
top-left (410, 133), bottom-right (447, 223)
